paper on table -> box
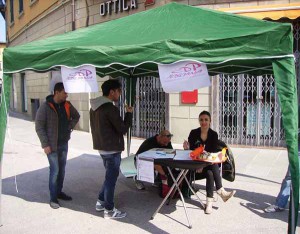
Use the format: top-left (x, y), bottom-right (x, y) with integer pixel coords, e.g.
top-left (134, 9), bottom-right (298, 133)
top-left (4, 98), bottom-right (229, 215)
top-left (137, 157), bottom-right (154, 183)
top-left (154, 151), bottom-right (175, 159)
top-left (173, 150), bottom-right (192, 160)
top-left (150, 148), bottom-right (176, 154)
top-left (165, 153), bottom-right (175, 159)
top-left (138, 150), bottom-right (157, 159)
top-left (138, 150), bottom-right (175, 159)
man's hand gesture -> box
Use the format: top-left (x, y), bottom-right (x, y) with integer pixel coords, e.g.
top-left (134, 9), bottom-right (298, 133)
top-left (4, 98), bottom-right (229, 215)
top-left (125, 105), bottom-right (133, 113)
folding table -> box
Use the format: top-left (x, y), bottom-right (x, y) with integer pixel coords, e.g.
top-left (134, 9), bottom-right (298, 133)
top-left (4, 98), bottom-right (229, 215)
top-left (151, 158), bottom-right (211, 229)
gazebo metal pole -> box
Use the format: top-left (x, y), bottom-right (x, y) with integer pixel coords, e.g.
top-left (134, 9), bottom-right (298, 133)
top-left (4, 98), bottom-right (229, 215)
top-left (127, 69), bottom-right (134, 157)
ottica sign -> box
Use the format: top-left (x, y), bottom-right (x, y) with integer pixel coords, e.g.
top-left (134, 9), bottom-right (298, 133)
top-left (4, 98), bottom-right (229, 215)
top-left (100, 0), bottom-right (138, 16)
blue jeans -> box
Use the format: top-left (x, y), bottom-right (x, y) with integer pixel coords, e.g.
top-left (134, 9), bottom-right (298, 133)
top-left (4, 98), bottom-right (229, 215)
top-left (47, 143), bottom-right (68, 201)
top-left (275, 166), bottom-right (291, 209)
top-left (98, 153), bottom-right (121, 210)
top-left (275, 147), bottom-right (300, 208)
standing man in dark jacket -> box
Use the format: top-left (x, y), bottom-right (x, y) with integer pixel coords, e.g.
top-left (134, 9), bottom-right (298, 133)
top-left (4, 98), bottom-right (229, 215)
top-left (90, 79), bottom-right (133, 219)
top-left (35, 82), bottom-right (80, 209)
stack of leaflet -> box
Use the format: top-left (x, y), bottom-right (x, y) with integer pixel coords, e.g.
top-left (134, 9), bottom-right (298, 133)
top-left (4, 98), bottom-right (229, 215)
top-left (138, 148), bottom-right (175, 159)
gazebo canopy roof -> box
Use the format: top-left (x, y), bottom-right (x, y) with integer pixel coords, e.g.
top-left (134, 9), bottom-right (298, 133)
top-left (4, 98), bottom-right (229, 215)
top-left (3, 3), bottom-right (293, 77)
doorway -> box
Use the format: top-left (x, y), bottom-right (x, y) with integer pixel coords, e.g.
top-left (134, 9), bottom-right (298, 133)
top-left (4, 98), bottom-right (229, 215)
top-left (21, 73), bottom-right (27, 112)
top-left (119, 76), bottom-right (169, 138)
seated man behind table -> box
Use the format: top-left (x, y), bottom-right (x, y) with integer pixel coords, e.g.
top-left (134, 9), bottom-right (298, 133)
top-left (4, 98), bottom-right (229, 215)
top-left (133, 130), bottom-right (173, 190)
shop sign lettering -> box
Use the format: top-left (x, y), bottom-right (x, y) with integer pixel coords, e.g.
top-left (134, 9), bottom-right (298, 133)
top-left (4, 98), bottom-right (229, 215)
top-left (100, 0), bottom-right (138, 16)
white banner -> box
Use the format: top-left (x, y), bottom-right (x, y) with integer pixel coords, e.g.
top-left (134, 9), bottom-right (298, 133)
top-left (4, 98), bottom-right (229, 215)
top-left (158, 61), bottom-right (211, 93)
top-left (61, 65), bottom-right (98, 93)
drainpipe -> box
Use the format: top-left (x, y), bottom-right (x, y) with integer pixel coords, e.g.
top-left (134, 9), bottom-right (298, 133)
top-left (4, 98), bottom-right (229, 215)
top-left (85, 0), bottom-right (89, 27)
top-left (72, 0), bottom-right (75, 31)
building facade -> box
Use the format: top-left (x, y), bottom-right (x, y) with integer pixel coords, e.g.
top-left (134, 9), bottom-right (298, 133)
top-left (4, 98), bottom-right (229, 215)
top-left (4, 0), bottom-right (300, 146)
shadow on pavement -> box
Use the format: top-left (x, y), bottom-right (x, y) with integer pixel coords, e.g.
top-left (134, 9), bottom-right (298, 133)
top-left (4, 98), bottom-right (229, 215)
top-left (2, 153), bottom-right (180, 233)
top-left (8, 110), bottom-right (33, 122)
top-left (236, 173), bottom-right (282, 185)
top-left (235, 188), bottom-right (300, 227)
top-left (189, 176), bottom-right (300, 227)
top-left (4, 153), bottom-right (298, 230)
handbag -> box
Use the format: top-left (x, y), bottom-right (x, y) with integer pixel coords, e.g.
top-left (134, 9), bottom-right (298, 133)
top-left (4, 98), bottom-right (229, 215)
top-left (216, 140), bottom-right (236, 182)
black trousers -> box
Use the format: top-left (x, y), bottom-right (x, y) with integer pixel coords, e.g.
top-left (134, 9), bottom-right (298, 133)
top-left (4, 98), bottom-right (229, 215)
top-left (190, 164), bottom-right (223, 198)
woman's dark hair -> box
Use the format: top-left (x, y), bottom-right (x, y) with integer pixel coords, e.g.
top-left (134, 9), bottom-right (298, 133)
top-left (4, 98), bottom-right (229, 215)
top-left (199, 110), bottom-right (211, 120)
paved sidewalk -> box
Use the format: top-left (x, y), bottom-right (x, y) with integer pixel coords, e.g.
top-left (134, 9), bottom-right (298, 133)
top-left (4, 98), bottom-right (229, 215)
top-left (0, 116), bottom-right (298, 234)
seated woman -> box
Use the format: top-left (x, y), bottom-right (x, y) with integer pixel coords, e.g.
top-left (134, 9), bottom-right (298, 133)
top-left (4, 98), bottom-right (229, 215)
top-left (183, 110), bottom-right (236, 214)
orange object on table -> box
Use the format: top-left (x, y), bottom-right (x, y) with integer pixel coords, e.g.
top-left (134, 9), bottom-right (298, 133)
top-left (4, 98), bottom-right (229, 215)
top-left (190, 147), bottom-right (228, 163)
top-left (190, 145), bottom-right (204, 160)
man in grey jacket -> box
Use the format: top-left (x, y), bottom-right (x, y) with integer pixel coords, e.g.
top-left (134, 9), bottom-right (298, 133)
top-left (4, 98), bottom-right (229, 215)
top-left (35, 82), bottom-right (80, 209)
top-left (90, 79), bottom-right (133, 219)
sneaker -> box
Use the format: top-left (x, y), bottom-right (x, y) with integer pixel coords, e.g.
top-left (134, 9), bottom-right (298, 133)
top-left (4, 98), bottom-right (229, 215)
top-left (104, 208), bottom-right (127, 219)
top-left (50, 200), bottom-right (60, 209)
top-left (264, 204), bottom-right (284, 213)
top-left (57, 192), bottom-right (72, 201)
top-left (96, 200), bottom-right (105, 212)
top-left (133, 175), bottom-right (145, 190)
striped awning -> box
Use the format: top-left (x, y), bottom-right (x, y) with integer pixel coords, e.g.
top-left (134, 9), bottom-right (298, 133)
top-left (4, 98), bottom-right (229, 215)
top-left (218, 3), bottom-right (300, 20)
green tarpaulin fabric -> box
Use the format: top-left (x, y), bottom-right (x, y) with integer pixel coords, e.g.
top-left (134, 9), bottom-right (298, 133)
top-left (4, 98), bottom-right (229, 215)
top-left (2, 3), bottom-right (299, 232)
top-left (272, 58), bottom-right (299, 233)
top-left (3, 3), bottom-right (293, 77)
top-left (0, 74), bottom-right (11, 160)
